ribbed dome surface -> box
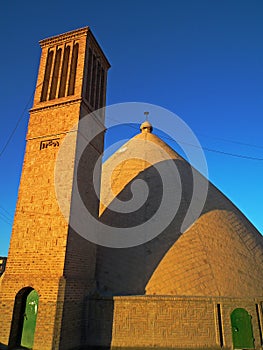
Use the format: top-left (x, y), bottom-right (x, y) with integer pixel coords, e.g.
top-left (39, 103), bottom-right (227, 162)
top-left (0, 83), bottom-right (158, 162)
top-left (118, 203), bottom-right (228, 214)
top-left (97, 126), bottom-right (263, 298)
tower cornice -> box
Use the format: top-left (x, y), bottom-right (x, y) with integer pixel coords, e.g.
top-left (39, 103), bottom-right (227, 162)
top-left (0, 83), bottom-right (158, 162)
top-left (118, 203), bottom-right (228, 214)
top-left (39, 27), bottom-right (90, 48)
top-left (39, 27), bottom-right (110, 68)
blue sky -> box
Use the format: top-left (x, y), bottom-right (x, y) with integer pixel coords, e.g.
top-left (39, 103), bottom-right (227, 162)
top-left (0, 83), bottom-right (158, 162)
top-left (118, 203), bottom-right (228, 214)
top-left (0, 0), bottom-right (262, 256)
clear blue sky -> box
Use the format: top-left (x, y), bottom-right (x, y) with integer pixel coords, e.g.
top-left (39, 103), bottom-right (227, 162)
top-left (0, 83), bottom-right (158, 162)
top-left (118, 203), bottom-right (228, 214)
top-left (0, 0), bottom-right (262, 256)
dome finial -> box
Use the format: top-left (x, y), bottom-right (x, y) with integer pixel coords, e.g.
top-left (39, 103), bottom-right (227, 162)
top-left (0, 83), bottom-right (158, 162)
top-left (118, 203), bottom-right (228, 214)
top-left (140, 112), bottom-right (153, 133)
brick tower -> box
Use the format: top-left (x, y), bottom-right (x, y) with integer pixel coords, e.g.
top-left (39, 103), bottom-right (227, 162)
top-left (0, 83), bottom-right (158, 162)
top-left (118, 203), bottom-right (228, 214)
top-left (0, 27), bottom-right (110, 350)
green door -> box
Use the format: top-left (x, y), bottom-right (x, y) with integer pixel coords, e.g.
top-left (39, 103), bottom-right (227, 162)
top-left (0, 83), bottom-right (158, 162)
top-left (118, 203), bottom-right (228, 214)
top-left (231, 308), bottom-right (254, 349)
top-left (21, 290), bottom-right (39, 349)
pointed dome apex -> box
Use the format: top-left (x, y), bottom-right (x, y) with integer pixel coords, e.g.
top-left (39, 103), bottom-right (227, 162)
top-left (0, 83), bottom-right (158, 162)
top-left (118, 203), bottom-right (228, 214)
top-left (140, 121), bottom-right (153, 133)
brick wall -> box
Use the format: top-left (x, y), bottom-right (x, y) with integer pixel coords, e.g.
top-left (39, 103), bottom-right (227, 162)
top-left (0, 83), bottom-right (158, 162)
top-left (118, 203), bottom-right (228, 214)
top-left (87, 296), bottom-right (263, 350)
top-left (0, 27), bottom-right (109, 350)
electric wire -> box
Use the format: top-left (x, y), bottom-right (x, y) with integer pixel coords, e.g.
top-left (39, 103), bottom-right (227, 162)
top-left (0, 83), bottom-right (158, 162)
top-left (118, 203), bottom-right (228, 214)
top-left (0, 205), bottom-right (13, 226)
top-left (196, 132), bottom-right (263, 150)
top-left (105, 118), bottom-right (263, 161)
top-left (0, 204), bottom-right (13, 218)
top-left (0, 210), bottom-right (12, 222)
top-left (0, 82), bottom-right (42, 159)
top-left (161, 134), bottom-right (263, 161)
top-left (0, 94), bottom-right (262, 233)
top-left (1, 98), bottom-right (262, 161)
top-left (0, 214), bottom-right (12, 226)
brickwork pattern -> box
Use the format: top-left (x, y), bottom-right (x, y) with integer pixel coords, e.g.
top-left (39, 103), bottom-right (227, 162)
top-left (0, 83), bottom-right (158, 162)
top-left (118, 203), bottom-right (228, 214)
top-left (87, 296), bottom-right (263, 349)
top-left (98, 130), bottom-right (263, 298)
top-left (1, 26), bottom-right (262, 350)
top-left (146, 209), bottom-right (263, 297)
top-left (0, 27), bottom-right (109, 350)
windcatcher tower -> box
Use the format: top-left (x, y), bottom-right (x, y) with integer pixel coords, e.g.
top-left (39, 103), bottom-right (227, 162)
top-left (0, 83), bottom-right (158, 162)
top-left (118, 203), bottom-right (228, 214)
top-left (0, 27), bottom-right (110, 350)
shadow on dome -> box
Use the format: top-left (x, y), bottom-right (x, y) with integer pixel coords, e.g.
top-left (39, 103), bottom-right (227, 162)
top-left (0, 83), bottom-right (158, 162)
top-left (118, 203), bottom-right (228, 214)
top-left (96, 158), bottom-right (263, 298)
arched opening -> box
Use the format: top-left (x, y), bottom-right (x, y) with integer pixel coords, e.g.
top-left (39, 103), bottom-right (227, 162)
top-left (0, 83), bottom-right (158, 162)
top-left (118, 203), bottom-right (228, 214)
top-left (67, 43), bottom-right (79, 96)
top-left (58, 45), bottom-right (70, 98)
top-left (49, 48), bottom-right (62, 100)
top-left (231, 308), bottom-right (254, 349)
top-left (9, 287), bottom-right (39, 349)
top-left (40, 50), bottom-right (54, 102)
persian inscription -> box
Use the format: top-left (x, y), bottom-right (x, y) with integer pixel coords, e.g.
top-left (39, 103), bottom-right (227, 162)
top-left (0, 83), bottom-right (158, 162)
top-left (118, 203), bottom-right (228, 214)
top-left (40, 138), bottom-right (60, 150)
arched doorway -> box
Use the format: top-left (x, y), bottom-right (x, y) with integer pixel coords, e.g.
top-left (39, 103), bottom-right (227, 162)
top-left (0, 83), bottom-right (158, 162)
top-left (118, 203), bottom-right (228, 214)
top-left (231, 308), bottom-right (254, 349)
top-left (9, 287), bottom-right (39, 349)
top-left (20, 289), bottom-right (39, 348)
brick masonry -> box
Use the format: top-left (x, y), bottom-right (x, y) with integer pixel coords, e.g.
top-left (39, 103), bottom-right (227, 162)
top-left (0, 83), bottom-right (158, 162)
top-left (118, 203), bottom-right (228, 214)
top-left (0, 27), bottom-right (109, 350)
top-left (87, 296), bottom-right (263, 349)
top-left (0, 27), bottom-right (263, 350)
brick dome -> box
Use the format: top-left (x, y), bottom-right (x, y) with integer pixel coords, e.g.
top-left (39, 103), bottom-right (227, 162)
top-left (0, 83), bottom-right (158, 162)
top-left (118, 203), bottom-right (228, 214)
top-left (97, 125), bottom-right (263, 298)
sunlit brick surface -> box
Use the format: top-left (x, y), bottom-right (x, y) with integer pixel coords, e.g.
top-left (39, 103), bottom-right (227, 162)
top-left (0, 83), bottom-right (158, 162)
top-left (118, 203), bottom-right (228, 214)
top-left (0, 26), bottom-right (262, 350)
top-left (0, 27), bottom-right (109, 350)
